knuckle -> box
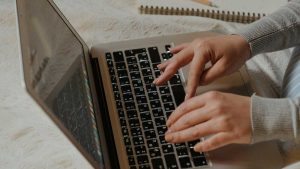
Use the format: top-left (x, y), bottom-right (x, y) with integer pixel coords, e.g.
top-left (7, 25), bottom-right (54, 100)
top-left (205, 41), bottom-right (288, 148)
top-left (205, 91), bottom-right (221, 100)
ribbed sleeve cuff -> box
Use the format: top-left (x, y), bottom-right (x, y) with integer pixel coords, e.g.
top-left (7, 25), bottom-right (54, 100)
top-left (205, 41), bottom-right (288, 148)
top-left (251, 94), bottom-right (295, 143)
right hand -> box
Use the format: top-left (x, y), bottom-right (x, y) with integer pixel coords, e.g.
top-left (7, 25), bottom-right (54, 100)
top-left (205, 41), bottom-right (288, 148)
top-left (153, 35), bottom-right (251, 100)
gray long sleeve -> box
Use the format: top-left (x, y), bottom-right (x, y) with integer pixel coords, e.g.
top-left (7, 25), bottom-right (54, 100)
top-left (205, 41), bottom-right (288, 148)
top-left (235, 0), bottom-right (300, 143)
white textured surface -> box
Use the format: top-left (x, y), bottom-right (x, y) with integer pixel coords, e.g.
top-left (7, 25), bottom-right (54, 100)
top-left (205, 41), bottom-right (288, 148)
top-left (1, 0), bottom-right (300, 168)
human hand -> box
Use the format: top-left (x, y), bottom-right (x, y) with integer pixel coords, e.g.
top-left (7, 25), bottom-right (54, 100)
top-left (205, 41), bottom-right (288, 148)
top-left (164, 91), bottom-right (251, 152)
top-left (153, 35), bottom-right (251, 100)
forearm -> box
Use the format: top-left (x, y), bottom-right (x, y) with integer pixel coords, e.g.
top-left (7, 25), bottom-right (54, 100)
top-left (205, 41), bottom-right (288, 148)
top-left (235, 0), bottom-right (300, 57)
top-left (251, 95), bottom-right (300, 143)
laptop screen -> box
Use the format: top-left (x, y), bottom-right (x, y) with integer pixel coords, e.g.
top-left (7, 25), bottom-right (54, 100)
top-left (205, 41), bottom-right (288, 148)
top-left (17, 0), bottom-right (104, 167)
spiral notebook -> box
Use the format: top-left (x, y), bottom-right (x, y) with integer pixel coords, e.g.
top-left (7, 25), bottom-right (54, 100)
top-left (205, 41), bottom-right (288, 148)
top-left (138, 0), bottom-right (287, 23)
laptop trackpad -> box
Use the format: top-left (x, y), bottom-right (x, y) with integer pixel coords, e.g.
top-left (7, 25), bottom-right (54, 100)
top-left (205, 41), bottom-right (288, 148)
top-left (208, 141), bottom-right (283, 169)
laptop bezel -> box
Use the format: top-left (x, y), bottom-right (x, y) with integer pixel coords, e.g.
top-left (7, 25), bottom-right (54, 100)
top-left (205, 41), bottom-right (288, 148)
top-left (16, 0), bottom-right (113, 168)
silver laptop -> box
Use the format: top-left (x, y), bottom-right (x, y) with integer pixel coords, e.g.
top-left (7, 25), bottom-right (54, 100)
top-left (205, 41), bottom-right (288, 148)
top-left (16, 0), bottom-right (284, 168)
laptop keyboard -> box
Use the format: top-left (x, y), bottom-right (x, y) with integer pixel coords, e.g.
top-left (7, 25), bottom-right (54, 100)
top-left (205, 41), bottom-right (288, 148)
top-left (105, 45), bottom-right (208, 169)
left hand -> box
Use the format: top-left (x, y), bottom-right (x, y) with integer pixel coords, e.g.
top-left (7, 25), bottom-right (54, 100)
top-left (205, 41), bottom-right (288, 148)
top-left (165, 91), bottom-right (252, 152)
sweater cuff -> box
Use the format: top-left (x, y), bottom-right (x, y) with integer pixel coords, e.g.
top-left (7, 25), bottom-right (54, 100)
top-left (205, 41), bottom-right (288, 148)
top-left (251, 94), bottom-right (295, 143)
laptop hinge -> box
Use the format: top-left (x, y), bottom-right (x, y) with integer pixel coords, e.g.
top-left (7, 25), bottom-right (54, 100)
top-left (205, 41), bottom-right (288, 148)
top-left (91, 57), bottom-right (120, 169)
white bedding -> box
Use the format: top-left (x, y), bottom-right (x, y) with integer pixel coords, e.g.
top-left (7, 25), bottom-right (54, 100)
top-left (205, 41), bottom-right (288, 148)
top-left (0, 0), bottom-right (299, 168)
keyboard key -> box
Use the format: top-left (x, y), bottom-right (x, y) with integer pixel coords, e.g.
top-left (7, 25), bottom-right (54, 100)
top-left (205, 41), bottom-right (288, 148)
top-left (106, 59), bottom-right (114, 68)
top-left (118, 109), bottom-right (125, 118)
top-left (129, 64), bottom-right (139, 72)
top-left (131, 127), bottom-right (142, 136)
top-left (105, 52), bottom-right (112, 60)
top-left (127, 56), bottom-right (137, 64)
top-left (150, 100), bottom-right (161, 109)
top-left (140, 60), bottom-right (151, 68)
top-left (165, 45), bottom-right (171, 52)
top-left (146, 84), bottom-right (157, 92)
top-left (119, 77), bottom-right (130, 85)
top-left (152, 108), bottom-right (164, 117)
top-left (116, 62), bottom-right (126, 69)
top-left (137, 155), bottom-right (149, 165)
top-left (159, 86), bottom-right (171, 95)
top-left (164, 154), bottom-right (178, 169)
top-left (139, 165), bottom-right (151, 169)
top-left (142, 121), bottom-right (154, 130)
top-left (116, 100), bottom-right (123, 109)
top-left (190, 147), bottom-right (205, 158)
top-left (140, 112), bottom-right (152, 121)
top-left (134, 87), bottom-right (145, 96)
top-left (137, 53), bottom-right (148, 60)
top-left (110, 75), bottom-right (117, 83)
top-left (127, 110), bottom-right (138, 119)
top-left (174, 143), bottom-right (186, 147)
top-left (125, 48), bottom-right (146, 56)
top-left (193, 156), bottom-right (208, 166)
top-left (126, 146), bottom-right (134, 155)
top-left (171, 85), bottom-right (185, 106)
top-left (135, 145), bottom-right (147, 155)
top-left (113, 51), bottom-right (124, 62)
top-left (129, 119), bottom-right (140, 128)
top-left (176, 146), bottom-right (188, 156)
top-left (162, 144), bottom-right (174, 154)
top-left (130, 72), bottom-right (141, 80)
top-left (124, 136), bottom-right (131, 146)
top-left (112, 83), bottom-right (119, 92)
top-left (151, 158), bottom-right (164, 169)
top-left (109, 67), bottom-right (115, 75)
top-left (147, 139), bottom-right (159, 149)
top-left (155, 117), bottom-right (166, 126)
top-left (130, 166), bottom-right (137, 169)
top-left (138, 104), bottom-right (149, 112)
top-left (148, 92), bottom-right (159, 100)
top-left (159, 135), bottom-right (167, 144)
top-left (142, 68), bottom-right (153, 76)
top-left (148, 47), bottom-right (161, 63)
top-left (164, 102), bottom-right (175, 112)
top-left (114, 92), bottom-right (121, 100)
top-left (161, 95), bottom-right (173, 103)
top-left (123, 93), bottom-right (134, 102)
top-left (132, 79), bottom-right (143, 88)
top-left (149, 148), bottom-right (161, 158)
top-left (118, 69), bottom-right (128, 77)
top-left (170, 74), bottom-right (182, 85)
top-left (133, 136), bottom-right (144, 146)
top-left (136, 95), bottom-right (147, 104)
top-left (144, 130), bottom-right (156, 139)
top-left (120, 118), bottom-right (127, 127)
top-left (144, 76), bottom-right (155, 84)
top-left (121, 85), bottom-right (132, 93)
top-left (125, 102), bottom-right (136, 110)
top-left (122, 127), bottom-right (129, 136)
top-left (128, 156), bottom-right (135, 165)
top-left (157, 126), bottom-right (167, 135)
top-left (179, 157), bottom-right (192, 168)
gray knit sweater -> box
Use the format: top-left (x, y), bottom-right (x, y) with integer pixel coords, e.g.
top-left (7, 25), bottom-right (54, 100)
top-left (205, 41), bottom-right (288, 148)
top-left (236, 0), bottom-right (300, 143)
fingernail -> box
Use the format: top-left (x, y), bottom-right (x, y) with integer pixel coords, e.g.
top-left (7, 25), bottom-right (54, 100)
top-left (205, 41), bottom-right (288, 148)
top-left (153, 79), bottom-right (158, 84)
top-left (165, 129), bottom-right (172, 134)
top-left (194, 145), bottom-right (202, 152)
top-left (165, 133), bottom-right (173, 142)
top-left (184, 94), bottom-right (189, 101)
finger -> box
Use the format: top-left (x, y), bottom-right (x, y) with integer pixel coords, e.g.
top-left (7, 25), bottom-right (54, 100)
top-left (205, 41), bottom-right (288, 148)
top-left (166, 95), bottom-right (205, 127)
top-left (157, 59), bottom-right (171, 71)
top-left (154, 48), bottom-right (193, 85)
top-left (194, 133), bottom-right (234, 152)
top-left (168, 106), bottom-right (212, 132)
top-left (199, 59), bottom-right (227, 85)
top-left (185, 47), bottom-right (209, 100)
top-left (169, 43), bottom-right (189, 54)
top-left (165, 120), bottom-right (219, 143)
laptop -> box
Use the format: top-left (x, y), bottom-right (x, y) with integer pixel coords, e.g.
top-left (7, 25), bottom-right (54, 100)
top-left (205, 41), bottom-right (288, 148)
top-left (16, 0), bottom-right (284, 168)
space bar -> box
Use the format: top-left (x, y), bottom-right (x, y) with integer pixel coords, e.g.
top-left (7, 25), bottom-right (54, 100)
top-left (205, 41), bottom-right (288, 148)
top-left (171, 85), bottom-right (185, 106)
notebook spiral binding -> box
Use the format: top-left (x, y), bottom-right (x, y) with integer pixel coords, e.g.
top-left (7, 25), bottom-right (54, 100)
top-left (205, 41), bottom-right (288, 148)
top-left (140, 5), bottom-right (266, 23)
